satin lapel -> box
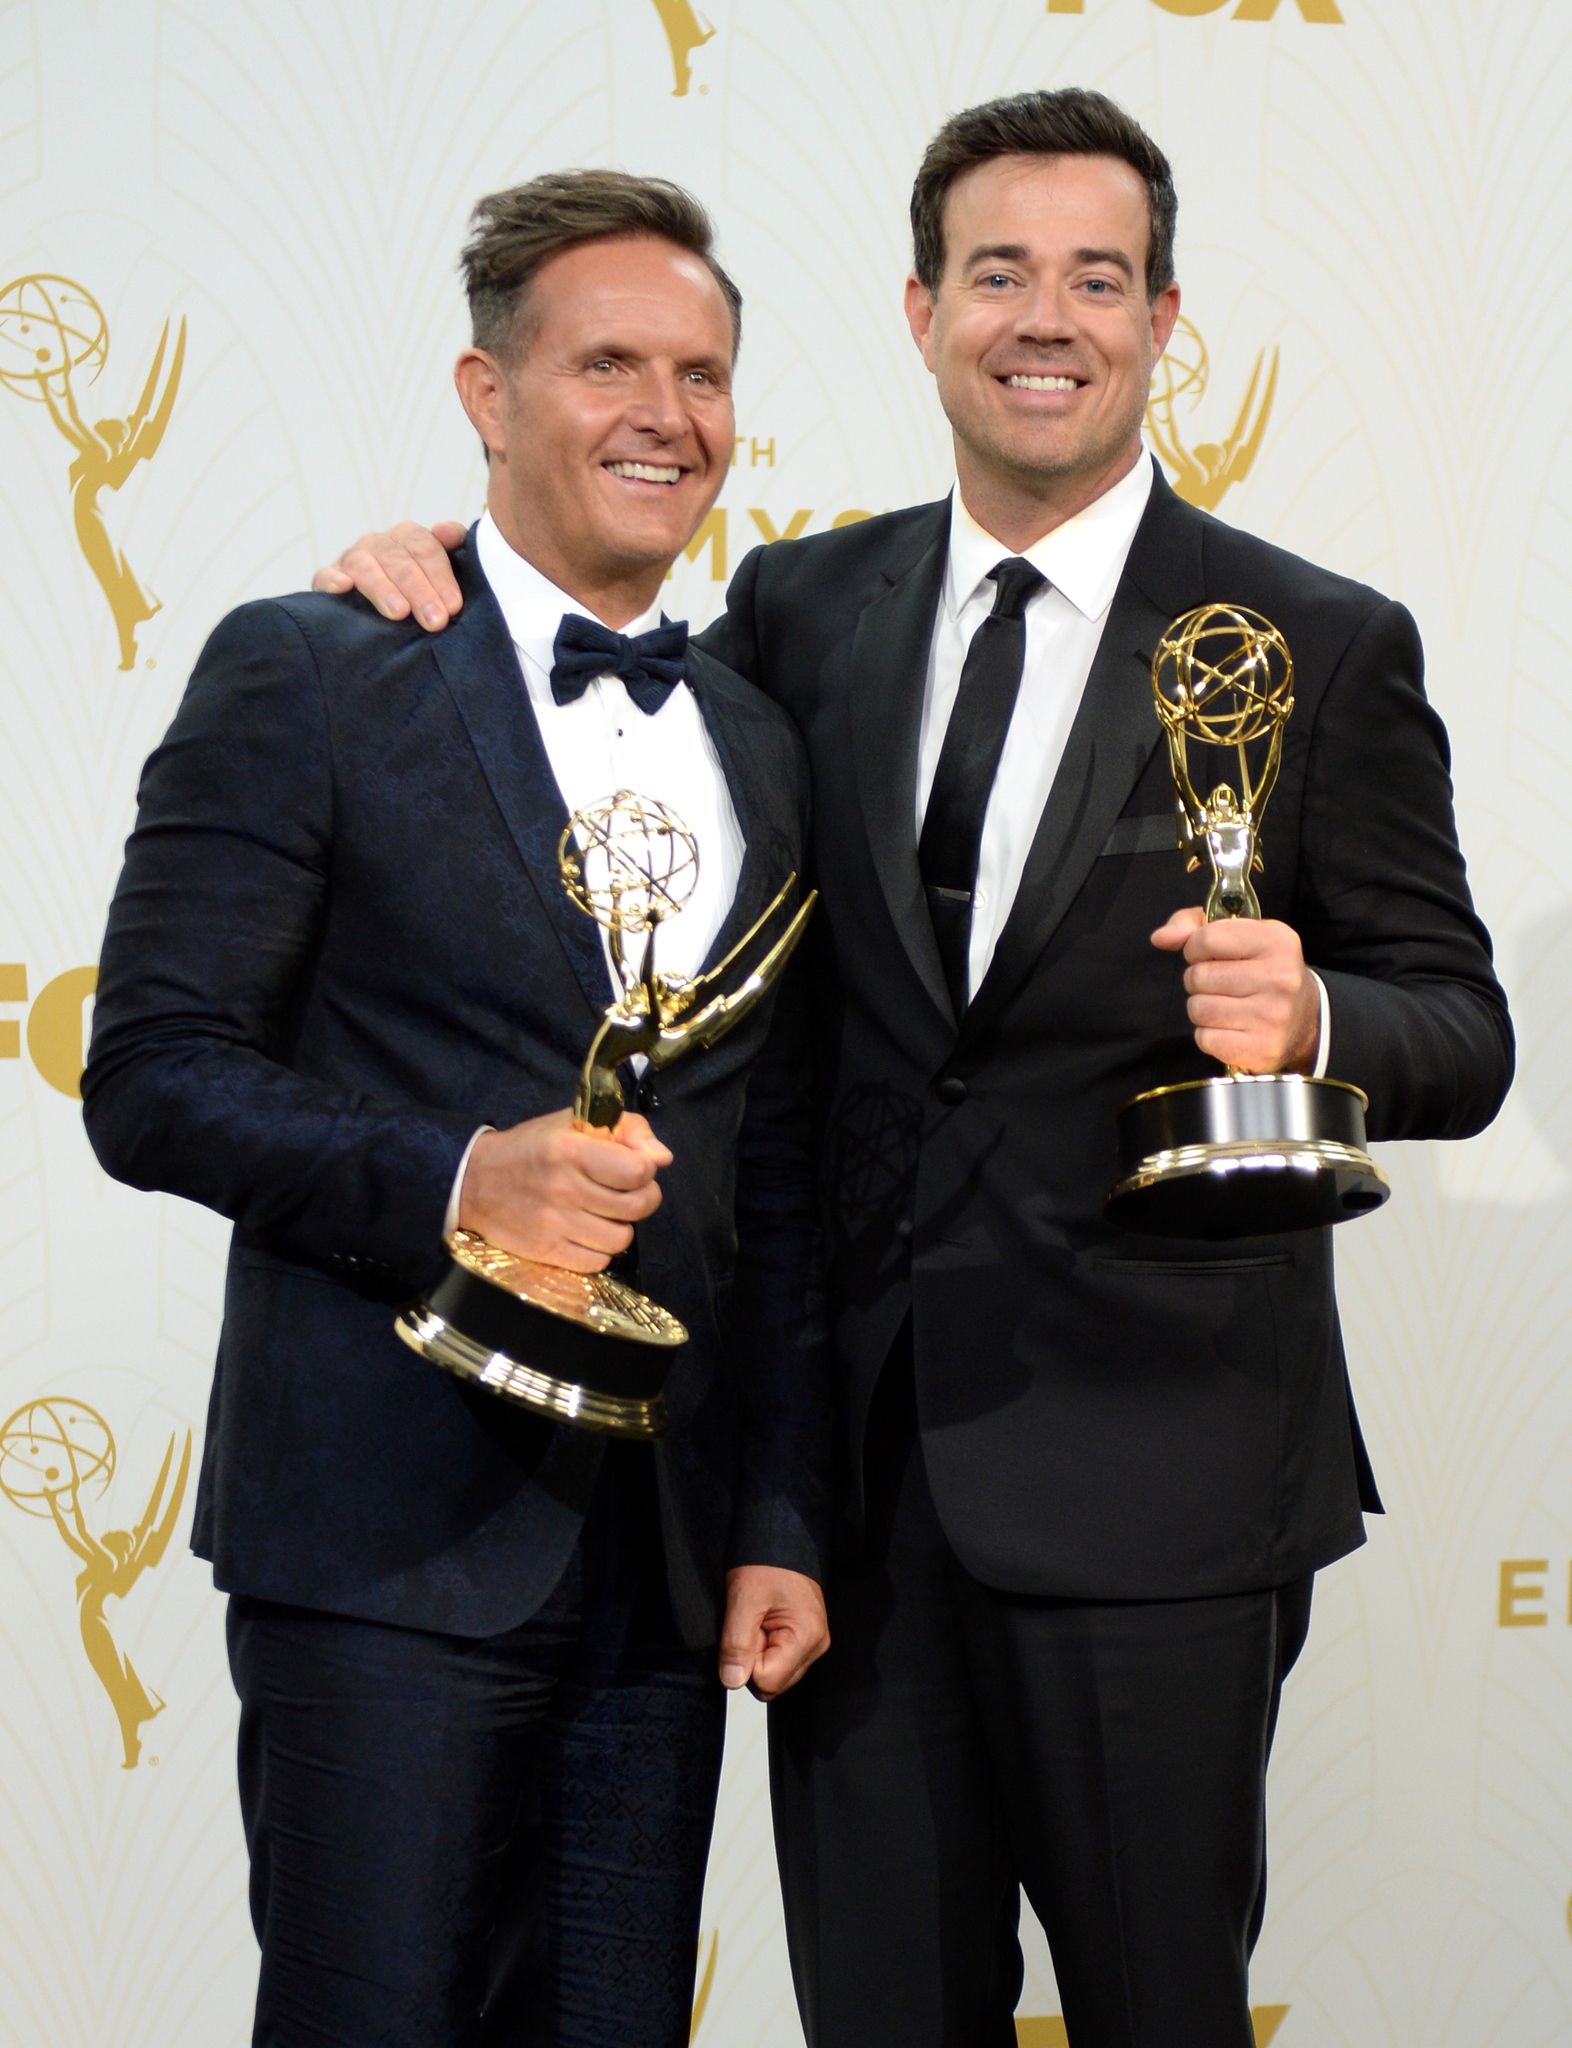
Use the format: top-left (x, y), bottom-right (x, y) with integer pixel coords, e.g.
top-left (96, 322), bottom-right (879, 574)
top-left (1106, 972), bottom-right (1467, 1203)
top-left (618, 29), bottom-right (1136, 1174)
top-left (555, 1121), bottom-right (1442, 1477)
top-left (847, 504), bottom-right (954, 1028)
top-left (961, 474), bottom-right (1205, 1045)
top-left (428, 542), bottom-right (610, 1016)
top-left (682, 652), bottom-right (778, 976)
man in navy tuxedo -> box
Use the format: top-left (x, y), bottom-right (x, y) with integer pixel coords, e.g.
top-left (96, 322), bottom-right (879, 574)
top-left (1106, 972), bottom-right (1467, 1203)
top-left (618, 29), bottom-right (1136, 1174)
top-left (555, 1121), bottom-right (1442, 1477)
top-left (83, 170), bottom-right (830, 2048)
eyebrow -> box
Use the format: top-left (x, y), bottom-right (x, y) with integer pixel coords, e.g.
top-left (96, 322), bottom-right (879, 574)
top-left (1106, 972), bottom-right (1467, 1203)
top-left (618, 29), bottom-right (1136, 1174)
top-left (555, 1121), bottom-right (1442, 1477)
top-left (1073, 245), bottom-right (1136, 280)
top-left (959, 242), bottom-right (1136, 281)
top-left (962, 243), bottom-right (1030, 270)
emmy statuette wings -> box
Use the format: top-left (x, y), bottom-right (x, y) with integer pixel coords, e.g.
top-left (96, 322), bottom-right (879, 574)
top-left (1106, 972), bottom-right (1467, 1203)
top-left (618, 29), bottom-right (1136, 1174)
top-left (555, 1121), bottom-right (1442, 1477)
top-left (396, 792), bottom-right (816, 1438)
top-left (1104, 605), bottom-right (1389, 1239)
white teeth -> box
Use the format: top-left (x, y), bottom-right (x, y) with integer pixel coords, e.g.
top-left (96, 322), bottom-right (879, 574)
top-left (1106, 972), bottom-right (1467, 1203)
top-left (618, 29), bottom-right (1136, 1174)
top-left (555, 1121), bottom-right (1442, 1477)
top-left (607, 461), bottom-right (682, 483)
top-left (1006, 374), bottom-right (1078, 391)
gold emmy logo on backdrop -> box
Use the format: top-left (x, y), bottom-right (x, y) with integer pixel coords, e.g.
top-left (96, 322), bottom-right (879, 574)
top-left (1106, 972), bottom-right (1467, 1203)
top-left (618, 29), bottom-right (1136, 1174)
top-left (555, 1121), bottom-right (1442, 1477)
top-left (0, 1397), bottom-right (192, 1769)
top-left (1145, 315), bottom-right (1278, 512)
top-left (689, 1929), bottom-right (717, 2041)
top-left (0, 273), bottom-right (186, 670)
top-left (650, 0), bottom-right (715, 94)
top-left (1016, 2009), bottom-right (1288, 2045)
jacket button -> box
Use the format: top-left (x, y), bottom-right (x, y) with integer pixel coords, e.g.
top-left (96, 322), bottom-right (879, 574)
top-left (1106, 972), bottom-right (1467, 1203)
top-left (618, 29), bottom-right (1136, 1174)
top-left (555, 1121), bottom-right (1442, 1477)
top-left (936, 1076), bottom-right (967, 1105)
top-left (895, 1216), bottom-right (913, 1241)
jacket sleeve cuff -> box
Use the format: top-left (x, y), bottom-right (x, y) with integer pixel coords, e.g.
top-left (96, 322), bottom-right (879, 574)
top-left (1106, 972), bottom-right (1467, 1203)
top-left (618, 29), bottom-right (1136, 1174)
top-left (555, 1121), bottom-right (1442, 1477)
top-left (727, 1496), bottom-right (826, 1585)
top-left (443, 1126), bottom-right (495, 1239)
top-left (1311, 971), bottom-right (1331, 1079)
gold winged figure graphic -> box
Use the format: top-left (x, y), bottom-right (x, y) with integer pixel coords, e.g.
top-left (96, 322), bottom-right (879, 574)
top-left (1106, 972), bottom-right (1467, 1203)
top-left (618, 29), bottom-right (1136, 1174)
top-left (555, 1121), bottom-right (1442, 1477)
top-left (0, 1397), bottom-right (192, 1769)
top-left (0, 274), bottom-right (186, 669)
top-left (1145, 315), bottom-right (1278, 514)
top-left (650, 0), bottom-right (715, 95)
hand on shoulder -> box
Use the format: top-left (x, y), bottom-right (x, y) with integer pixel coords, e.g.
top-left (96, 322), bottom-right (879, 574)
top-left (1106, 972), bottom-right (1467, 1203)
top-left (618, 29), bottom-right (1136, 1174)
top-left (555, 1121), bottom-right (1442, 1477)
top-left (313, 519), bottom-right (467, 630)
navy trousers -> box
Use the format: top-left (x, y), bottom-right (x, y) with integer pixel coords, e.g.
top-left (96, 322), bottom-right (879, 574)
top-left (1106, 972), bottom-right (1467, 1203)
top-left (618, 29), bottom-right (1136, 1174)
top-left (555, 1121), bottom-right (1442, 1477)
top-left (228, 1444), bottom-right (726, 2048)
top-left (770, 1344), bottom-right (1313, 2048)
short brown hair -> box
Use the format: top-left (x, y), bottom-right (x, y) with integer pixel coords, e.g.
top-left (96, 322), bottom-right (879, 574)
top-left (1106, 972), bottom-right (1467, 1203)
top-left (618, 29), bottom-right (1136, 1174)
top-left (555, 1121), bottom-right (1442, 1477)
top-left (460, 168), bottom-right (743, 362)
top-left (911, 89), bottom-right (1177, 301)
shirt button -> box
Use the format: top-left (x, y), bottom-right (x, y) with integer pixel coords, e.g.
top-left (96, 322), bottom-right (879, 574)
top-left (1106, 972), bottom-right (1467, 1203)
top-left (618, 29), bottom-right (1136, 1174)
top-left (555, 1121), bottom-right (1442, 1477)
top-left (974, 889), bottom-right (987, 908)
top-left (936, 1076), bottom-right (968, 1106)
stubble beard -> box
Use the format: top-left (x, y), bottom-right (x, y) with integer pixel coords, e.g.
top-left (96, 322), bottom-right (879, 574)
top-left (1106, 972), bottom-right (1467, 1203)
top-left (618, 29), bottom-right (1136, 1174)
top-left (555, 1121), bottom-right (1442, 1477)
top-left (973, 370), bottom-right (1151, 506)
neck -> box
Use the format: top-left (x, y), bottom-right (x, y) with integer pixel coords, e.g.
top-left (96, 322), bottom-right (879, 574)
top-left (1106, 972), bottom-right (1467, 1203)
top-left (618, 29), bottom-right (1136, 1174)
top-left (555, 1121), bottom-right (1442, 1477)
top-left (488, 496), bottom-right (667, 630)
top-left (954, 437), bottom-right (1144, 553)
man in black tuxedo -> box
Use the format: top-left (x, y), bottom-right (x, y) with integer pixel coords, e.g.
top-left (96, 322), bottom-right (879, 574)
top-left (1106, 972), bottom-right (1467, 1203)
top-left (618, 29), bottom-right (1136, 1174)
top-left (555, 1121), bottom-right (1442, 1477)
top-left (316, 91), bottom-right (1511, 2048)
top-left (82, 171), bottom-right (830, 2048)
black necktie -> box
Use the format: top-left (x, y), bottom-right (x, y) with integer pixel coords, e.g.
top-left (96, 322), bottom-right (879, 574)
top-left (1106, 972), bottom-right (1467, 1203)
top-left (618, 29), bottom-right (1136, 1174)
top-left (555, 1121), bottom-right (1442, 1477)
top-left (550, 613), bottom-right (689, 715)
top-left (918, 556), bottom-right (1047, 1015)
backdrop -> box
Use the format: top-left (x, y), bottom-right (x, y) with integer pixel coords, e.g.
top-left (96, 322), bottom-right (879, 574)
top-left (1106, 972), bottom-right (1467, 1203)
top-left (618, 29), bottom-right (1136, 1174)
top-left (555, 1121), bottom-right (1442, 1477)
top-left (1, 4), bottom-right (1569, 2044)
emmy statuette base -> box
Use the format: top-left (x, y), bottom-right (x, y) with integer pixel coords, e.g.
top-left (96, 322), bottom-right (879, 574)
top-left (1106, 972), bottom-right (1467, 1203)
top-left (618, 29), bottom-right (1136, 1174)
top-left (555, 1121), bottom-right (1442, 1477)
top-left (395, 1303), bottom-right (670, 1439)
top-left (1106, 1073), bottom-right (1390, 1239)
top-left (393, 1231), bottom-right (687, 1441)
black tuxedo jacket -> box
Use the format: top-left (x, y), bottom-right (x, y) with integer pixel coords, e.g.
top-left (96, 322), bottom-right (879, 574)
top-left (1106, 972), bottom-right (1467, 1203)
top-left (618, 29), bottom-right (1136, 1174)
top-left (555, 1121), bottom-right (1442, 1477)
top-left (83, 537), bottom-right (828, 1643)
top-left (699, 462), bottom-right (1512, 1601)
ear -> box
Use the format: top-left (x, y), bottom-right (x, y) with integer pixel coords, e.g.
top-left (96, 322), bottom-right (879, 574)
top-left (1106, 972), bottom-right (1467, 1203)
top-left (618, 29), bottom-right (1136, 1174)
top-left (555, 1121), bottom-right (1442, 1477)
top-left (903, 274), bottom-right (939, 374)
top-left (1149, 282), bottom-right (1181, 364)
top-left (453, 348), bottom-right (510, 457)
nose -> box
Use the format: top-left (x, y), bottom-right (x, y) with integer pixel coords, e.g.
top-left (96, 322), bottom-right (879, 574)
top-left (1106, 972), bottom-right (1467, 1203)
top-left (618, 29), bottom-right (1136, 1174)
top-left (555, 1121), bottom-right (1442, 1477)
top-left (626, 363), bottom-right (689, 443)
top-left (1013, 278), bottom-right (1077, 347)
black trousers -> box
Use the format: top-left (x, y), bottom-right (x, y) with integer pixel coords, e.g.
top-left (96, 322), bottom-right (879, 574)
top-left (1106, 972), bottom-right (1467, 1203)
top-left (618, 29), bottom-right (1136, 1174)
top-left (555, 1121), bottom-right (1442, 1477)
top-left (228, 1444), bottom-right (725, 2048)
top-left (770, 1348), bottom-right (1312, 2048)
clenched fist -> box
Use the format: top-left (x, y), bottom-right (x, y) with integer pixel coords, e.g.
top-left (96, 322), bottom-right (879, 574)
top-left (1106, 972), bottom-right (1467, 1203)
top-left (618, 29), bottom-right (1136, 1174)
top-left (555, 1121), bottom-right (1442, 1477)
top-left (1151, 907), bottom-right (1321, 1075)
top-left (458, 1108), bottom-right (671, 1271)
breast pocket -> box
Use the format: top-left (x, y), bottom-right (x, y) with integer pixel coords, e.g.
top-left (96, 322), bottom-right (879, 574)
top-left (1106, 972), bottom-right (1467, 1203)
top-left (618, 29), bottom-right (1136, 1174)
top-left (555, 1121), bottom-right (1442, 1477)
top-left (1098, 812), bottom-right (1185, 859)
top-left (1096, 1252), bottom-right (1294, 1276)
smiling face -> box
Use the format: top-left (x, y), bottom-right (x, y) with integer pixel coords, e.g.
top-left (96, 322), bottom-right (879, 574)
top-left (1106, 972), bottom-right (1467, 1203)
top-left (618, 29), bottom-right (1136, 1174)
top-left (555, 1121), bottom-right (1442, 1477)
top-left (905, 152), bottom-right (1180, 548)
top-left (455, 233), bottom-right (735, 623)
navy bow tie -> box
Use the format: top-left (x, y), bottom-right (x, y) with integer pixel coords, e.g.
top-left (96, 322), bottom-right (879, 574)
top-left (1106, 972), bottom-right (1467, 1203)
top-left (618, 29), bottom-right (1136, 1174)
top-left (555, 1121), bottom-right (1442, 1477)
top-left (550, 613), bottom-right (689, 715)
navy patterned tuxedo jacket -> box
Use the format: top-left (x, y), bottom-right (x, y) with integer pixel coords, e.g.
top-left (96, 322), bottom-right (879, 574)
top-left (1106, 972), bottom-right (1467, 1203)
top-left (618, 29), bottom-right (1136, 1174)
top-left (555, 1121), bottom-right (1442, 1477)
top-left (83, 535), bottom-right (828, 1643)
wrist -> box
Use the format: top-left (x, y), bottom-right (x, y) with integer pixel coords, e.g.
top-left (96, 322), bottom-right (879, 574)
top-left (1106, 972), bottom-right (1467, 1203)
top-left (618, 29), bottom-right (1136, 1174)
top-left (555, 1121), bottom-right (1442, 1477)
top-left (1286, 979), bottom-right (1322, 1074)
top-left (455, 1127), bottom-right (503, 1233)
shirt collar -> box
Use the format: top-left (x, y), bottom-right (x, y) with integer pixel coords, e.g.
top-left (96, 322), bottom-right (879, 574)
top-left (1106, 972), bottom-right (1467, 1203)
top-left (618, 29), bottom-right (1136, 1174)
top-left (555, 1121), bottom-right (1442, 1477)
top-left (475, 509), bottom-right (664, 672)
top-left (943, 449), bottom-right (1155, 625)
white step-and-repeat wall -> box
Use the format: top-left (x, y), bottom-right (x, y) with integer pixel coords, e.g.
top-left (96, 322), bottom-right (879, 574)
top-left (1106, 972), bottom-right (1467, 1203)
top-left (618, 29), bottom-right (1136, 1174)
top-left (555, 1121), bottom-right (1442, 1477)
top-left (1, 3), bottom-right (1569, 2043)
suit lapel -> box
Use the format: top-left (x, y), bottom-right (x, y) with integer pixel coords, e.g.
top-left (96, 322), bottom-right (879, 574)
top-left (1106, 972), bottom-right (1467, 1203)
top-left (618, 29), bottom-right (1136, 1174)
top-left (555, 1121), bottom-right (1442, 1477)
top-left (682, 649), bottom-right (785, 976)
top-left (847, 502), bottom-right (955, 1029)
top-left (961, 471), bottom-right (1205, 1044)
top-left (428, 539), bottom-right (610, 1016)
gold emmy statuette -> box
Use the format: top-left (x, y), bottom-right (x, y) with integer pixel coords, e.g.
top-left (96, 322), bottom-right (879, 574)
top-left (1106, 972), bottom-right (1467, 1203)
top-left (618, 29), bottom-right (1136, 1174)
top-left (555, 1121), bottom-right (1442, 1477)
top-left (1144, 315), bottom-right (1278, 514)
top-left (0, 273), bottom-right (186, 670)
top-left (396, 791), bottom-right (817, 1439)
top-left (1104, 605), bottom-right (1389, 1239)
top-left (0, 1397), bottom-right (192, 1769)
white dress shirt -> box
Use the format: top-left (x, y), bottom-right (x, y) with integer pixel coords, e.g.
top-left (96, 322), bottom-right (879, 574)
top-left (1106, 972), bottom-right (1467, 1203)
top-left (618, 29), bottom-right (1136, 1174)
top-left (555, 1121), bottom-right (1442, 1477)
top-left (916, 454), bottom-right (1329, 1068)
top-left (445, 512), bottom-right (746, 1233)
top-left (917, 454), bottom-right (1154, 997)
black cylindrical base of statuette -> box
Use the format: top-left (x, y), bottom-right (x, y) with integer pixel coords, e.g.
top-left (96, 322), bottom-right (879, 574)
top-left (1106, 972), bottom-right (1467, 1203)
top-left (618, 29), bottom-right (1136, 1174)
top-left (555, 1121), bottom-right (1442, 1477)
top-left (394, 1238), bottom-right (687, 1439)
top-left (1105, 1073), bottom-right (1390, 1240)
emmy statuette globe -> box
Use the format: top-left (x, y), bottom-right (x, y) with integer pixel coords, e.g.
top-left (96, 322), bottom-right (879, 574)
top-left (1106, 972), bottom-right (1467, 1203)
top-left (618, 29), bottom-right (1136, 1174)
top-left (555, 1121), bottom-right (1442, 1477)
top-left (1104, 606), bottom-right (1390, 1239)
